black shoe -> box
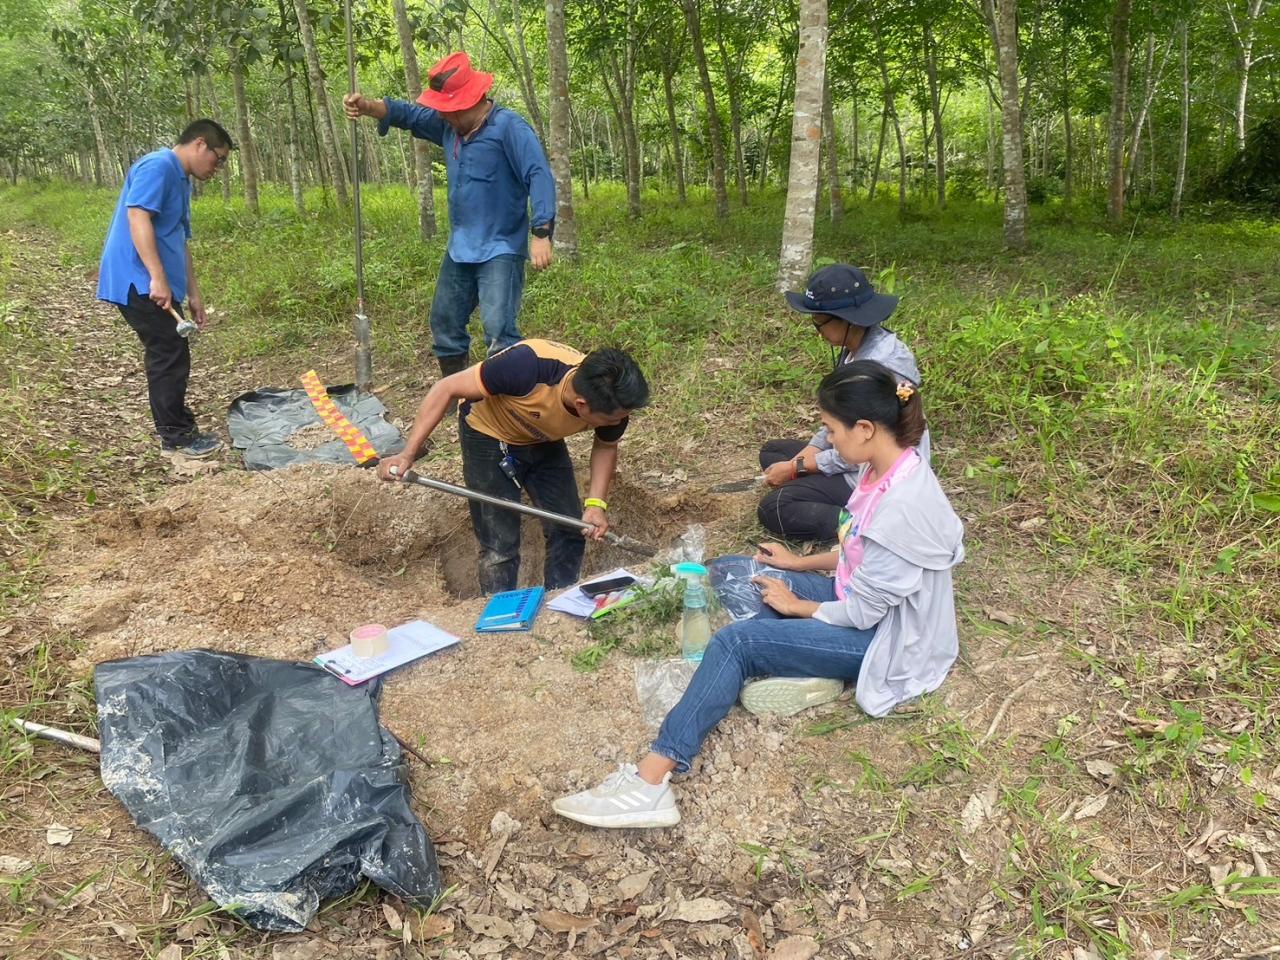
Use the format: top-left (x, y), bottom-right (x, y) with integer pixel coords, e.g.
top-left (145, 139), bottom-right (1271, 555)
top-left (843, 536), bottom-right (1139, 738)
top-left (162, 433), bottom-right (223, 459)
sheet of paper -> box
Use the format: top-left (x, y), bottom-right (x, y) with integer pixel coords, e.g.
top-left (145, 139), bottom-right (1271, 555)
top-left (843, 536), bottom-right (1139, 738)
top-left (548, 568), bottom-right (638, 618)
top-left (314, 619), bottom-right (460, 684)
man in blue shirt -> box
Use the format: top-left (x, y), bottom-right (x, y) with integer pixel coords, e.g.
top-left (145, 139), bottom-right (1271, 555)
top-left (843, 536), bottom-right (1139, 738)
top-left (97, 119), bottom-right (234, 459)
top-left (344, 51), bottom-right (556, 396)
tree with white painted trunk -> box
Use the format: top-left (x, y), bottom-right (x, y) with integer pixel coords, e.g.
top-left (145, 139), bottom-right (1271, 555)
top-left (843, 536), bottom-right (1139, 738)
top-left (777, 0), bottom-right (827, 293)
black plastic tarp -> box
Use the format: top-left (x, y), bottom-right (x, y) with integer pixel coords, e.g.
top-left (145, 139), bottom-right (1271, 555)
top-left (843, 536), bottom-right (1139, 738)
top-left (227, 384), bottom-right (404, 471)
top-left (95, 650), bottom-right (442, 931)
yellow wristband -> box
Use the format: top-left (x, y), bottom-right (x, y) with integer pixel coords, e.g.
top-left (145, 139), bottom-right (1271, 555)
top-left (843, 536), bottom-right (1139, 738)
top-left (584, 497), bottom-right (608, 511)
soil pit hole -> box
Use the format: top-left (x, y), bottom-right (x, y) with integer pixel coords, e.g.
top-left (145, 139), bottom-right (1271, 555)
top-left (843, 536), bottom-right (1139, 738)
top-left (321, 473), bottom-right (724, 599)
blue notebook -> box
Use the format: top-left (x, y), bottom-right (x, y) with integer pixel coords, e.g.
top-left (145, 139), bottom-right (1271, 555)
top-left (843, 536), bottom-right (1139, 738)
top-left (476, 587), bottom-right (545, 632)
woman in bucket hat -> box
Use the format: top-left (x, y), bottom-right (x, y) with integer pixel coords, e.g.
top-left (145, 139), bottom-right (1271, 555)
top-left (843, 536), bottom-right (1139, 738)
top-left (757, 263), bottom-right (929, 543)
top-left (344, 52), bottom-right (556, 393)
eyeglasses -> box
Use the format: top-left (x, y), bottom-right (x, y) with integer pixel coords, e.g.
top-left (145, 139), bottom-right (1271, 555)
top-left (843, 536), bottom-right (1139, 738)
top-left (204, 141), bottom-right (229, 168)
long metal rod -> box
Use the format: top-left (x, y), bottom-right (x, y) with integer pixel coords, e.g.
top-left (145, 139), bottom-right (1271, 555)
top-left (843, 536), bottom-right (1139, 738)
top-left (345, 0), bottom-right (372, 390)
top-left (12, 718), bottom-right (101, 754)
top-left (399, 469), bottom-right (656, 557)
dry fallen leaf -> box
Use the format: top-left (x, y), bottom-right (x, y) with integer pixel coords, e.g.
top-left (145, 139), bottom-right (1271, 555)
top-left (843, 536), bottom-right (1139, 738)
top-left (156, 945), bottom-right (183, 960)
top-left (1085, 759), bottom-right (1119, 782)
top-left (741, 907), bottom-right (766, 956)
top-left (465, 914), bottom-right (515, 940)
top-left (381, 903), bottom-right (403, 932)
top-left (672, 898), bottom-right (733, 923)
top-left (961, 786), bottom-right (997, 834)
top-left (767, 935), bottom-right (820, 960)
top-left (533, 910), bottom-right (597, 934)
top-left (1089, 866), bottom-right (1122, 887)
top-left (616, 868), bottom-right (657, 901)
top-left (0, 856), bottom-right (33, 873)
top-left (984, 607), bottom-right (1019, 626)
top-left (414, 914), bottom-right (454, 940)
top-left (46, 823), bottom-right (73, 846)
top-left (1074, 794), bottom-right (1109, 820)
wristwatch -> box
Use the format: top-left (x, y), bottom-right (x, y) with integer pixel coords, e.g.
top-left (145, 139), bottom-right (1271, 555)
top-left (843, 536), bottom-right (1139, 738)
top-left (531, 221), bottom-right (554, 239)
top-left (793, 456), bottom-right (809, 478)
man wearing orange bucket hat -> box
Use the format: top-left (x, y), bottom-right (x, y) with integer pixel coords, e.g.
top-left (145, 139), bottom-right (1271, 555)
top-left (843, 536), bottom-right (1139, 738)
top-left (345, 52), bottom-right (556, 391)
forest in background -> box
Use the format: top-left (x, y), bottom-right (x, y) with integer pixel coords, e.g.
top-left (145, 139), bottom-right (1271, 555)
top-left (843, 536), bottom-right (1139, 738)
top-left (1, 0), bottom-right (1278, 268)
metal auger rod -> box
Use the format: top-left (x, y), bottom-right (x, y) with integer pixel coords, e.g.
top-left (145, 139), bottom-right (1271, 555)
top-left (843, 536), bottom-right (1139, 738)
top-left (397, 469), bottom-right (657, 558)
top-left (345, 0), bottom-right (372, 391)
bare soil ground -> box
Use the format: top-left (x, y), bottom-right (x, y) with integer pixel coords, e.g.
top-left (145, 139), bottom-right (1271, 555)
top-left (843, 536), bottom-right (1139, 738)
top-left (2, 233), bottom-right (1276, 960)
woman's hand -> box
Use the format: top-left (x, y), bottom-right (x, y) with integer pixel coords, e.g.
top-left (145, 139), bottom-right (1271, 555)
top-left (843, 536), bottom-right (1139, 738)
top-left (762, 460), bottom-right (795, 487)
top-left (752, 575), bottom-right (818, 618)
top-left (754, 542), bottom-right (800, 569)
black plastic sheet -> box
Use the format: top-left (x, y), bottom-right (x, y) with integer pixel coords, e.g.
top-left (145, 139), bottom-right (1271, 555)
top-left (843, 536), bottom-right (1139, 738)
top-left (95, 650), bottom-right (442, 931)
top-left (227, 384), bottom-right (404, 471)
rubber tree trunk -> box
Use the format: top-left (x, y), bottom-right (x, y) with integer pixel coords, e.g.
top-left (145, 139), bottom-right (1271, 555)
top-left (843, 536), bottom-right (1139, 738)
top-left (1225, 0), bottom-right (1266, 152)
top-left (868, 109), bottom-right (887, 201)
top-left (986, 0), bottom-right (1029, 249)
top-left (1172, 20), bottom-right (1189, 219)
top-left (1061, 34), bottom-right (1073, 206)
top-left (682, 0), bottom-right (730, 219)
top-left (1106, 0), bottom-right (1132, 223)
top-left (544, 0), bottom-right (578, 258)
top-left (822, 81), bottom-right (842, 223)
top-left (777, 0), bottom-right (827, 292)
top-left (509, 0), bottom-right (546, 142)
top-left (284, 62), bottom-right (306, 215)
top-left (230, 49), bottom-right (260, 215)
top-left (1125, 33), bottom-right (1170, 196)
top-left (660, 45), bottom-right (688, 204)
top-left (924, 22), bottom-right (946, 208)
top-left (870, 13), bottom-right (905, 211)
top-left (202, 72), bottom-right (233, 202)
top-left (294, 0), bottom-right (349, 206)
top-left (392, 0), bottom-right (437, 239)
top-left (711, 0), bottom-right (750, 206)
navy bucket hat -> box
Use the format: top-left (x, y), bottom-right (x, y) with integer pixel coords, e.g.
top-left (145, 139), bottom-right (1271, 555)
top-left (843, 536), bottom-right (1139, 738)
top-left (784, 264), bottom-right (899, 328)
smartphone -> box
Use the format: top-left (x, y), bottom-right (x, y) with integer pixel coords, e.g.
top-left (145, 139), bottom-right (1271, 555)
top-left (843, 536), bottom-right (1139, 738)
top-left (581, 575), bottom-right (637, 598)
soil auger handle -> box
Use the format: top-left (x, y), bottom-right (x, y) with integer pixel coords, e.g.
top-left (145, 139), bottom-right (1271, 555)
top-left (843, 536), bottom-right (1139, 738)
top-left (395, 468), bottom-right (657, 558)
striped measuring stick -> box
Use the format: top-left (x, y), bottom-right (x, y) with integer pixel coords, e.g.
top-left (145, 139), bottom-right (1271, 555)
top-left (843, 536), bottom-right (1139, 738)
top-left (299, 370), bottom-right (379, 465)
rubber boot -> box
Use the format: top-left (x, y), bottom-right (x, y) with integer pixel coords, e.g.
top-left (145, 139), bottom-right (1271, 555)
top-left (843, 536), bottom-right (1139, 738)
top-left (437, 354), bottom-right (470, 417)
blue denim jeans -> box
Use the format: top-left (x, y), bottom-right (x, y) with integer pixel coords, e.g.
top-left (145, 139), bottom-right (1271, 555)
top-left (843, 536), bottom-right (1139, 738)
top-left (429, 252), bottom-right (525, 360)
top-left (651, 565), bottom-right (876, 773)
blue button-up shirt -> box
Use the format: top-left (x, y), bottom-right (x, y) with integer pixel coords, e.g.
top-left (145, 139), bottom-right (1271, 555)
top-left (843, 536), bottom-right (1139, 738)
top-left (97, 148), bottom-right (192, 305)
top-left (378, 99), bottom-right (556, 264)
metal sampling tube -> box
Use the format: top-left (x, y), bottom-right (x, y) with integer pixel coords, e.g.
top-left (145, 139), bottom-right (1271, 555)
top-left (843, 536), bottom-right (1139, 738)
top-left (12, 718), bottom-right (101, 754)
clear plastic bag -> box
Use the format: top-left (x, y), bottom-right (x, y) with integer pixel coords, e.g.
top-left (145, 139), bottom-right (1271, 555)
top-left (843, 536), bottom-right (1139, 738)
top-left (657, 524), bottom-right (707, 565)
top-left (634, 658), bottom-right (701, 727)
top-left (707, 554), bottom-right (771, 621)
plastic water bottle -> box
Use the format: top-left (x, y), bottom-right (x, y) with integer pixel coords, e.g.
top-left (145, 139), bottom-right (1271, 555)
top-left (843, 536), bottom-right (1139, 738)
top-left (675, 562), bottom-right (711, 662)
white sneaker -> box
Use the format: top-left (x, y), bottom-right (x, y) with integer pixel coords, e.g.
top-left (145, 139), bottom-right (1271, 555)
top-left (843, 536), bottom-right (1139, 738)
top-left (740, 677), bottom-right (844, 717)
top-left (552, 763), bottom-right (681, 829)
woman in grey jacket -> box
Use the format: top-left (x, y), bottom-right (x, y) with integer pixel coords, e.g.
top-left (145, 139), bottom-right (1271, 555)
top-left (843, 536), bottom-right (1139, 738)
top-left (553, 361), bottom-right (964, 829)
